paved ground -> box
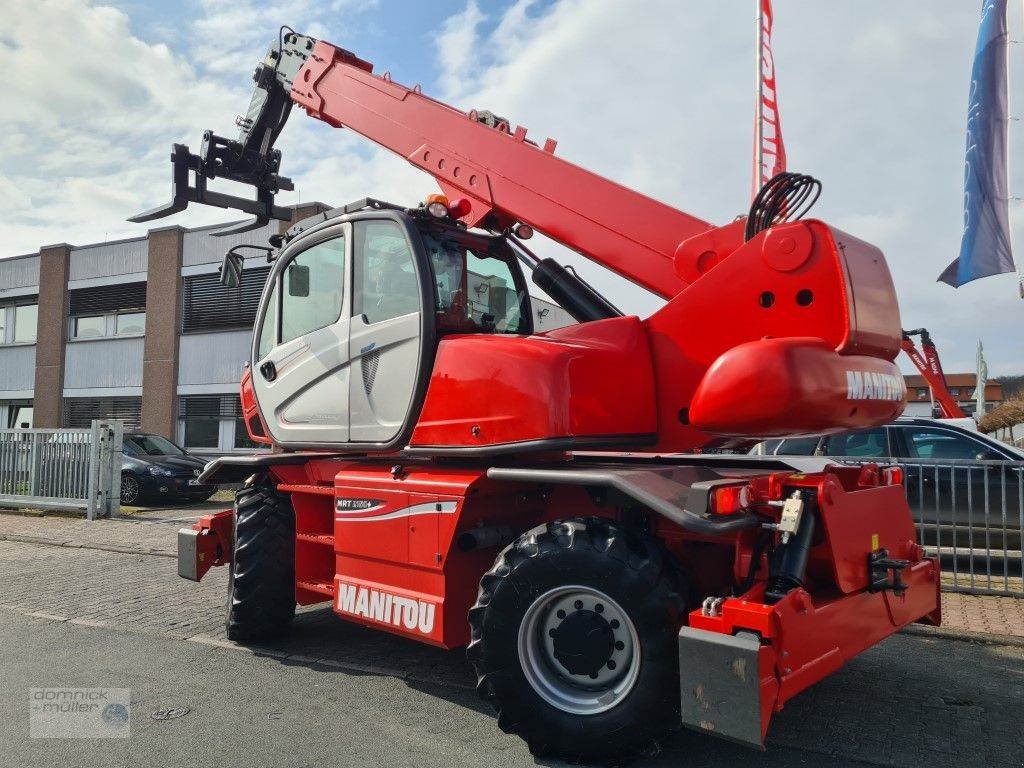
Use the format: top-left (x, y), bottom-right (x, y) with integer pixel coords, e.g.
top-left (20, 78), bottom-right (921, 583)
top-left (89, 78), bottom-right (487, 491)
top-left (2, 511), bottom-right (1022, 640)
top-left (0, 511), bottom-right (1022, 767)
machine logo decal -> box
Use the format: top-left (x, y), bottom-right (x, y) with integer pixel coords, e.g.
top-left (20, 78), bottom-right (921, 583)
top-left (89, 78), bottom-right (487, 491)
top-left (336, 582), bottom-right (436, 635)
top-left (844, 371), bottom-right (904, 402)
top-left (335, 498), bottom-right (383, 511)
top-left (335, 500), bottom-right (458, 521)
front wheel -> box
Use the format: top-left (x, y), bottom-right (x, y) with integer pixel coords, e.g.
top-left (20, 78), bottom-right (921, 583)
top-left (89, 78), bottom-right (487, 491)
top-left (225, 474), bottom-right (296, 643)
top-left (120, 473), bottom-right (141, 505)
top-left (467, 518), bottom-right (688, 762)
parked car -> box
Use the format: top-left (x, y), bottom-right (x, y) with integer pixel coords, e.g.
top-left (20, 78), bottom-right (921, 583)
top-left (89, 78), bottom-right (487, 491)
top-left (121, 433), bottom-right (214, 506)
top-left (752, 418), bottom-right (1024, 547)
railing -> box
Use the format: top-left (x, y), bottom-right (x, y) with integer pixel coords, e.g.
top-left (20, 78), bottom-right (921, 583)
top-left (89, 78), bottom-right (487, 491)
top-left (833, 456), bottom-right (1023, 598)
top-left (0, 421), bottom-right (123, 520)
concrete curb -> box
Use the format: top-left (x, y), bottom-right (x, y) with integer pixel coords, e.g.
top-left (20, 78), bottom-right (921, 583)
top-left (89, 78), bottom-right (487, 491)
top-left (901, 622), bottom-right (1024, 649)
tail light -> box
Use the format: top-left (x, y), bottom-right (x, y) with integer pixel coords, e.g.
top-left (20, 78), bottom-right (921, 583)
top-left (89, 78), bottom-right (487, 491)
top-left (882, 466), bottom-right (904, 486)
top-left (709, 483), bottom-right (753, 515)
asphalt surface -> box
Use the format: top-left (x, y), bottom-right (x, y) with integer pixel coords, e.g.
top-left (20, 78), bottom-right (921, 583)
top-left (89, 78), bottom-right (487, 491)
top-left (0, 610), bottom-right (928, 768)
top-left (0, 520), bottom-right (1022, 768)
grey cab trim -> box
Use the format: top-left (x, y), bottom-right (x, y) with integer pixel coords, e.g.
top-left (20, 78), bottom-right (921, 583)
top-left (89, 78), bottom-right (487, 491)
top-left (250, 208), bottom-right (438, 454)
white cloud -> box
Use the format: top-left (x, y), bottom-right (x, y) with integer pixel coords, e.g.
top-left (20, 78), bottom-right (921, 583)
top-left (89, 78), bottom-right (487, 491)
top-left (434, 0), bottom-right (487, 98)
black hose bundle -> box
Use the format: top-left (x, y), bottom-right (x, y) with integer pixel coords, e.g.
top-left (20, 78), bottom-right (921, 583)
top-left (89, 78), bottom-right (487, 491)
top-left (744, 171), bottom-right (822, 241)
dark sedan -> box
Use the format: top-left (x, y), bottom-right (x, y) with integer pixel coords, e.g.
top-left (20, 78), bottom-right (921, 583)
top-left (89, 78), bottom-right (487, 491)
top-left (121, 433), bottom-right (215, 506)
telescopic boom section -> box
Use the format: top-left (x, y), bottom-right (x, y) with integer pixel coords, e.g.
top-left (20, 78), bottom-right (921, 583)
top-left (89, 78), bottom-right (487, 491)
top-left (293, 41), bottom-right (711, 298)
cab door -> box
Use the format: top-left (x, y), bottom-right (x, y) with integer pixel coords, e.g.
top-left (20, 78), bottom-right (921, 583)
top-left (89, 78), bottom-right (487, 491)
top-left (251, 224), bottom-right (352, 446)
top-left (348, 219), bottom-right (425, 443)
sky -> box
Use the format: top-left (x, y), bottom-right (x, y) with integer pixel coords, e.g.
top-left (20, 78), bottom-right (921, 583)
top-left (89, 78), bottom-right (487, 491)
top-left (0, 0), bottom-right (1022, 375)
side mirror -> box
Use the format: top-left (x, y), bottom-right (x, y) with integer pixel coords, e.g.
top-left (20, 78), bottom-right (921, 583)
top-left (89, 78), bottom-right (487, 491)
top-left (220, 250), bottom-right (245, 288)
top-left (288, 263), bottom-right (310, 297)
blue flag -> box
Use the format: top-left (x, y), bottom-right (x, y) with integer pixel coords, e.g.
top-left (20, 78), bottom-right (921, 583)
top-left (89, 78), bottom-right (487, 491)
top-left (939, 0), bottom-right (1016, 288)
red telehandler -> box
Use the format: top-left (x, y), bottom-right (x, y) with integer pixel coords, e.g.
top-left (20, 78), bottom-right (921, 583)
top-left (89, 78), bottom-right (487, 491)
top-left (132, 30), bottom-right (940, 760)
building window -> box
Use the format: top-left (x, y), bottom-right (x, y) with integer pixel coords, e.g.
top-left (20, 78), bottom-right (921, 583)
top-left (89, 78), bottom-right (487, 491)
top-left (182, 266), bottom-right (270, 333)
top-left (115, 311), bottom-right (146, 336)
top-left (916, 388), bottom-right (928, 400)
top-left (3, 401), bottom-right (33, 428)
top-left (184, 417), bottom-right (220, 448)
top-left (950, 388), bottom-right (960, 397)
top-left (68, 282), bottom-right (146, 340)
top-left (13, 304), bottom-right (37, 343)
top-left (178, 395), bottom-right (255, 452)
top-left (63, 397), bottom-right (142, 429)
top-left (234, 418), bottom-right (259, 449)
top-left (0, 301), bottom-right (38, 345)
top-left (73, 315), bottom-right (106, 339)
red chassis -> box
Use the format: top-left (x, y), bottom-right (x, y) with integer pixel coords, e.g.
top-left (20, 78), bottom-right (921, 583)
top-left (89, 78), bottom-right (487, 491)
top-left (184, 456), bottom-right (939, 747)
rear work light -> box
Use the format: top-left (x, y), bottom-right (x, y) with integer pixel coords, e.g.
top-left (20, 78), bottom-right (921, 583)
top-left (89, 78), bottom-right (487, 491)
top-left (709, 483), bottom-right (753, 515)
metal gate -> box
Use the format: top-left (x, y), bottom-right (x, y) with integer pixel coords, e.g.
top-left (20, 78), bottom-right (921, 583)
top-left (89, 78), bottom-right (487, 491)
top-left (0, 420), bottom-right (123, 520)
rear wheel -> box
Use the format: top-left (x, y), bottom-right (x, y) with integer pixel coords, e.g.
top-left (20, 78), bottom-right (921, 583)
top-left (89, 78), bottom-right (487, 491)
top-left (225, 474), bottom-right (296, 643)
top-left (468, 518), bottom-right (688, 762)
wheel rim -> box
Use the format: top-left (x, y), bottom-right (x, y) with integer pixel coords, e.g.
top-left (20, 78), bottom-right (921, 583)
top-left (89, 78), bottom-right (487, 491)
top-left (518, 585), bottom-right (641, 715)
top-left (121, 476), bottom-right (140, 504)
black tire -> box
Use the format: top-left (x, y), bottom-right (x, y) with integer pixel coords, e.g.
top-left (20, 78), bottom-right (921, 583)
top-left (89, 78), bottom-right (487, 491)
top-left (468, 518), bottom-right (688, 762)
top-left (225, 474), bottom-right (296, 643)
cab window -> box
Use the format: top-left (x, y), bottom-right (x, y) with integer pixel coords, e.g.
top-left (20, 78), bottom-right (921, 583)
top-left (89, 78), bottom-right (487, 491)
top-left (353, 221), bottom-right (420, 324)
top-left (279, 236), bottom-right (346, 345)
top-left (421, 230), bottom-right (527, 334)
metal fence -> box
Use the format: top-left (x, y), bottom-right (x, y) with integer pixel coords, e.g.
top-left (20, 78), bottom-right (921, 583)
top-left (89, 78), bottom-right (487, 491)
top-left (834, 456), bottom-right (1023, 598)
top-left (0, 421), bottom-right (123, 520)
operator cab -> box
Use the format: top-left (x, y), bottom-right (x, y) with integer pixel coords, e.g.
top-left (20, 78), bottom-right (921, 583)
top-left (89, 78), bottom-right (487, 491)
top-left (243, 199), bottom-right (533, 450)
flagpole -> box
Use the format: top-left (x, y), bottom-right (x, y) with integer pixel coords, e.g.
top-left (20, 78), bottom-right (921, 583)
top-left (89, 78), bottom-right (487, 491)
top-left (754, 0), bottom-right (764, 199)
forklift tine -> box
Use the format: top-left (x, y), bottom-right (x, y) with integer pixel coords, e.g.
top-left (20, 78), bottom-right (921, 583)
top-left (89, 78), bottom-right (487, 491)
top-left (211, 215), bottom-right (271, 237)
top-left (127, 197), bottom-right (188, 224)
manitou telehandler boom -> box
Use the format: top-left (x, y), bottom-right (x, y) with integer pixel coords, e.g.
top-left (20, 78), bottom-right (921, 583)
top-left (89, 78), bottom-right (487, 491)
top-left (134, 30), bottom-right (939, 760)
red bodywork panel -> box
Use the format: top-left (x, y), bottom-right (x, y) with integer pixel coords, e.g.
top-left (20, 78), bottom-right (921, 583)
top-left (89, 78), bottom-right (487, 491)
top-left (410, 316), bottom-right (656, 449)
top-left (647, 220), bottom-right (904, 449)
top-left (401, 219), bottom-right (905, 452)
